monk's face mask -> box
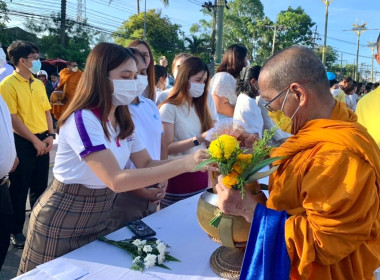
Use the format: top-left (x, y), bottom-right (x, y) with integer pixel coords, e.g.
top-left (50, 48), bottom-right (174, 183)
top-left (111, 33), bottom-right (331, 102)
top-left (267, 89), bottom-right (301, 134)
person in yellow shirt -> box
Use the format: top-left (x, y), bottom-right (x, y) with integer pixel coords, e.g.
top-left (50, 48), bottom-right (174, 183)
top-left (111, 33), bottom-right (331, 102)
top-left (356, 33), bottom-right (380, 147)
top-left (216, 46), bottom-right (380, 280)
top-left (0, 41), bottom-right (54, 249)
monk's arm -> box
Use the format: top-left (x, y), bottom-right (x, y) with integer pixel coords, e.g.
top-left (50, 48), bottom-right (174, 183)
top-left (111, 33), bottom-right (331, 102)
top-left (285, 152), bottom-right (378, 270)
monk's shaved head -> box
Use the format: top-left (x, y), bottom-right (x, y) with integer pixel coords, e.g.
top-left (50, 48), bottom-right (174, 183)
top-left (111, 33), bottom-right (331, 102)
top-left (260, 46), bottom-right (330, 95)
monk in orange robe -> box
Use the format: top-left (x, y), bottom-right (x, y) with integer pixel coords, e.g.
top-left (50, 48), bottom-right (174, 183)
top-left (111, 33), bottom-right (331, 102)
top-left (50, 61), bottom-right (82, 120)
top-left (216, 46), bottom-right (380, 280)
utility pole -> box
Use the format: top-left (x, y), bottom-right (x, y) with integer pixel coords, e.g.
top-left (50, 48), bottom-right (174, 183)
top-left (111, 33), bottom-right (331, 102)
top-left (265, 24), bottom-right (288, 56)
top-left (321, 0), bottom-right (334, 66)
top-left (368, 41), bottom-right (376, 82)
top-left (343, 22), bottom-right (377, 81)
top-left (137, 0), bottom-right (140, 14)
top-left (60, 0), bottom-right (66, 47)
top-left (215, 0), bottom-right (229, 64)
top-left (202, 1), bottom-right (217, 74)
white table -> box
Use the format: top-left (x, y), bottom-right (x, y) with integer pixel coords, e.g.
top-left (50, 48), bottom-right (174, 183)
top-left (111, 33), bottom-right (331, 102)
top-left (14, 194), bottom-right (225, 280)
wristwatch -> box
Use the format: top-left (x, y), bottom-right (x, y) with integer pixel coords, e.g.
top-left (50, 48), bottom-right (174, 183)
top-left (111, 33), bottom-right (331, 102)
top-left (192, 136), bottom-right (200, 146)
top-left (47, 133), bottom-right (56, 139)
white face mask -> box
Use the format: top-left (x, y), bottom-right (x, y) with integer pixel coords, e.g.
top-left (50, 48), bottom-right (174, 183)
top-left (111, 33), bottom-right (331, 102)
top-left (136, 75), bottom-right (148, 96)
top-left (110, 79), bottom-right (138, 106)
top-left (331, 88), bottom-right (340, 96)
top-left (189, 82), bottom-right (205, 98)
top-left (71, 66), bottom-right (78, 72)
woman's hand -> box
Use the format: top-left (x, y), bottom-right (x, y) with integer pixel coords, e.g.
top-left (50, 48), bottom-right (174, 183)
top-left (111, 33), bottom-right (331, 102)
top-left (184, 149), bottom-right (209, 172)
top-left (131, 187), bottom-right (166, 203)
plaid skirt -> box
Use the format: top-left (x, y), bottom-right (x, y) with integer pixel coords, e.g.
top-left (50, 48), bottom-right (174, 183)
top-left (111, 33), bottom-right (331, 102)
top-left (18, 178), bottom-right (115, 275)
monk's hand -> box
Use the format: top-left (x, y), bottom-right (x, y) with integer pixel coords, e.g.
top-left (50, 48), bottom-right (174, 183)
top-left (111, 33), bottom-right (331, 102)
top-left (215, 175), bottom-right (256, 223)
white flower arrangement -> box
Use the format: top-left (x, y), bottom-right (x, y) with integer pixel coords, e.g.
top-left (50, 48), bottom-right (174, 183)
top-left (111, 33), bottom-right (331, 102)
top-left (99, 236), bottom-right (180, 271)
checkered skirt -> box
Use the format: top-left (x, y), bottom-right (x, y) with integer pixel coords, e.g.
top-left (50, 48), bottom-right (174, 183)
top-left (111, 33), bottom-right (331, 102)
top-left (18, 178), bottom-right (115, 274)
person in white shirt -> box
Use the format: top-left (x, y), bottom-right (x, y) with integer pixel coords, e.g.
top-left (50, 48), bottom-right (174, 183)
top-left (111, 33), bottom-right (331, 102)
top-left (107, 47), bottom-right (166, 230)
top-left (0, 48), bottom-right (14, 83)
top-left (159, 56), bottom-right (214, 207)
top-left (210, 44), bottom-right (248, 119)
top-left (0, 95), bottom-right (18, 270)
top-left (18, 43), bottom-right (209, 274)
top-left (233, 66), bottom-right (263, 138)
top-left (154, 64), bottom-right (168, 99)
top-left (155, 53), bottom-right (218, 124)
top-left (128, 40), bottom-right (156, 102)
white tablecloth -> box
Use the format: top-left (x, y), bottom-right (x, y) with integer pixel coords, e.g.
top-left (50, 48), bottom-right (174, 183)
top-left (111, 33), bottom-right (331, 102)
top-left (14, 194), bottom-right (225, 280)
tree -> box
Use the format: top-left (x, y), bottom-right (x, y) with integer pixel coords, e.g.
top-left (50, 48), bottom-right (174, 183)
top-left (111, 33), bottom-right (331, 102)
top-left (0, 0), bottom-right (9, 30)
top-left (184, 34), bottom-right (211, 63)
top-left (113, 9), bottom-right (184, 65)
top-left (24, 13), bottom-right (96, 67)
top-left (315, 45), bottom-right (338, 70)
top-left (274, 6), bottom-right (315, 51)
top-left (191, 0), bottom-right (265, 63)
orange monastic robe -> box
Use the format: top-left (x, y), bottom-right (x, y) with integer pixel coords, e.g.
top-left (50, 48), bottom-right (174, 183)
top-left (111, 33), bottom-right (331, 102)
top-left (268, 101), bottom-right (380, 280)
top-left (51, 68), bottom-right (82, 120)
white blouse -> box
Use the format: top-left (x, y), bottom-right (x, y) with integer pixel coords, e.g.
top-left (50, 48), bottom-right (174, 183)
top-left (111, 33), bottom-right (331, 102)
top-left (53, 109), bottom-right (145, 189)
top-left (159, 102), bottom-right (206, 156)
top-left (209, 72), bottom-right (237, 106)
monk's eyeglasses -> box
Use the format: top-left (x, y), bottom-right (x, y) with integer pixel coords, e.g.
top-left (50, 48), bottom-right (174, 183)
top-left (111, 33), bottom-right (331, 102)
top-left (264, 80), bottom-right (310, 112)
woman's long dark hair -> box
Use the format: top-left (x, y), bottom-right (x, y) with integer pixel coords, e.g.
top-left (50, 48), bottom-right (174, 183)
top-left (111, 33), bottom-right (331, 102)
top-left (159, 56), bottom-right (213, 132)
top-left (128, 40), bottom-right (155, 101)
top-left (236, 65), bottom-right (261, 98)
top-left (216, 44), bottom-right (248, 78)
top-left (59, 42), bottom-right (136, 140)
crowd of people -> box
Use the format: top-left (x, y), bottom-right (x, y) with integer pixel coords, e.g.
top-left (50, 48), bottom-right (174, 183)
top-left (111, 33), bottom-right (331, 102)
top-left (0, 33), bottom-right (379, 279)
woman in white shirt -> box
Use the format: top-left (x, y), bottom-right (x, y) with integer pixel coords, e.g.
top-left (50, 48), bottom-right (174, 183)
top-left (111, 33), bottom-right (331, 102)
top-left (233, 66), bottom-right (263, 139)
top-left (129, 40), bottom-right (156, 101)
top-left (107, 47), bottom-right (166, 231)
top-left (18, 43), bottom-right (208, 274)
top-left (159, 56), bottom-right (213, 207)
top-left (210, 44), bottom-right (248, 119)
top-left (154, 65), bottom-right (168, 99)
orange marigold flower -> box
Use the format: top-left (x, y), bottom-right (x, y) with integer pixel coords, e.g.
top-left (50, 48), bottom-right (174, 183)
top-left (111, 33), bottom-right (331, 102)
top-left (222, 172), bottom-right (239, 188)
top-left (237, 153), bottom-right (252, 164)
top-left (232, 163), bottom-right (244, 175)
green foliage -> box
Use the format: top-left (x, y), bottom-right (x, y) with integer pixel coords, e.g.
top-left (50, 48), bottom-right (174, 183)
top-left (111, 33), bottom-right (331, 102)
top-left (274, 6), bottom-right (315, 51)
top-left (191, 1), bottom-right (315, 66)
top-left (113, 9), bottom-right (185, 66)
top-left (0, 0), bottom-right (8, 29)
top-left (315, 45), bottom-right (339, 69)
top-left (24, 13), bottom-right (96, 67)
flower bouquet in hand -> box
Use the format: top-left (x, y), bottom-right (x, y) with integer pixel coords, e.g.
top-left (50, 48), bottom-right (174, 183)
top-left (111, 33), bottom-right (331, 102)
top-left (195, 124), bottom-right (283, 227)
top-left (98, 236), bottom-right (180, 271)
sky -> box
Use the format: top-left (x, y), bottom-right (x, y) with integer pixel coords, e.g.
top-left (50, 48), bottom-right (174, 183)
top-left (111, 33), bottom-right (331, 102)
top-left (5, 0), bottom-right (380, 80)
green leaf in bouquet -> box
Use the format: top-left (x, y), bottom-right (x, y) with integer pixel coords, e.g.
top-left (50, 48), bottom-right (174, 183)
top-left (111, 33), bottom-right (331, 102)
top-left (165, 255), bottom-right (181, 262)
top-left (241, 156), bottom-right (286, 181)
top-left (194, 158), bottom-right (217, 171)
top-left (156, 263), bottom-right (171, 270)
top-left (209, 210), bottom-right (223, 228)
top-left (246, 165), bottom-right (280, 182)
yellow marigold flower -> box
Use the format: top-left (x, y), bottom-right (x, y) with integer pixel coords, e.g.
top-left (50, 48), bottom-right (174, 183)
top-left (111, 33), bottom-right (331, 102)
top-left (209, 140), bottom-right (223, 159)
top-left (222, 172), bottom-right (239, 188)
top-left (209, 134), bottom-right (239, 160)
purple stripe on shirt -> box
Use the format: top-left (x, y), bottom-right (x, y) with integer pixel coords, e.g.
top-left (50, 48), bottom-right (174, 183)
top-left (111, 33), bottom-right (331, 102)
top-left (74, 110), bottom-right (106, 158)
